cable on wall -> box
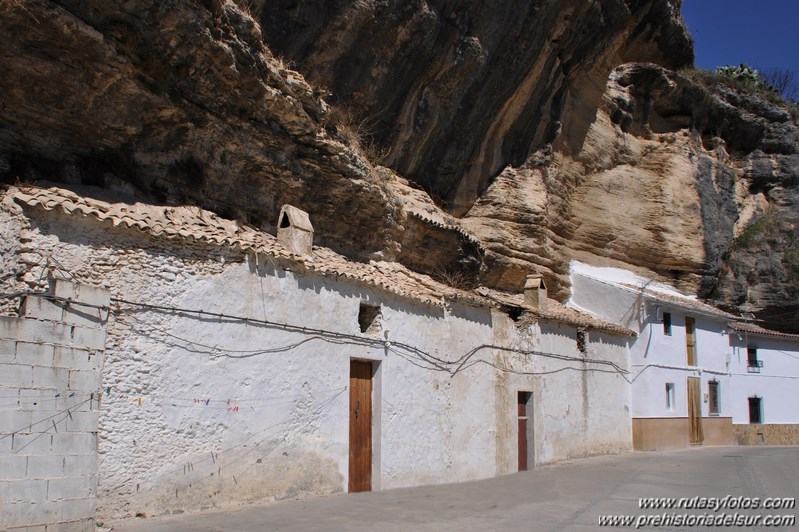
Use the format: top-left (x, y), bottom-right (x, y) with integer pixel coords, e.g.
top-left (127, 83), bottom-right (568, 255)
top-left (0, 290), bottom-right (632, 381)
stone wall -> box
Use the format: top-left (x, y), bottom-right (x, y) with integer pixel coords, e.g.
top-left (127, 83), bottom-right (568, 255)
top-left (632, 417), bottom-right (734, 451)
top-left (0, 280), bottom-right (108, 531)
top-left (733, 424), bottom-right (799, 446)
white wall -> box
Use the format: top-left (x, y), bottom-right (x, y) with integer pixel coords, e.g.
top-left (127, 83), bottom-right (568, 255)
top-left (2, 198), bottom-right (632, 523)
top-left (569, 267), bottom-right (732, 420)
top-left (98, 255), bottom-right (504, 518)
top-left (534, 324), bottom-right (631, 462)
top-left (729, 334), bottom-right (799, 424)
top-left (631, 311), bottom-right (731, 419)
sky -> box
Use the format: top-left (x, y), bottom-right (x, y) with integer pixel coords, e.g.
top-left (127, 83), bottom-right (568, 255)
top-left (681, 0), bottom-right (799, 74)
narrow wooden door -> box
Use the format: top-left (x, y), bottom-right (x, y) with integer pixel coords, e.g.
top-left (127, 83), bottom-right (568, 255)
top-left (685, 317), bottom-right (697, 366)
top-left (349, 360), bottom-right (372, 492)
top-left (687, 377), bottom-right (704, 444)
top-left (748, 397), bottom-right (762, 424)
top-left (518, 392), bottom-right (531, 471)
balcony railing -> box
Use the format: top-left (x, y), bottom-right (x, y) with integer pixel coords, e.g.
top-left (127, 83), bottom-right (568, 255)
top-left (747, 360), bottom-right (764, 373)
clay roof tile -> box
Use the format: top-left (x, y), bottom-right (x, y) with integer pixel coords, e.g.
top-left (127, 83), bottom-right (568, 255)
top-left (11, 185), bottom-right (634, 335)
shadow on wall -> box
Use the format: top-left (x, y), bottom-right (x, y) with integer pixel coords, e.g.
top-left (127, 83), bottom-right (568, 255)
top-left (246, 253), bottom-right (499, 326)
top-left (23, 205), bottom-right (244, 268)
top-left (448, 301), bottom-right (492, 327)
top-left (585, 329), bottom-right (630, 349)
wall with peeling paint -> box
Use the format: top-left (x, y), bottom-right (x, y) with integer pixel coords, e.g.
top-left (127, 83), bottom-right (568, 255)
top-left (1, 197), bottom-right (632, 524)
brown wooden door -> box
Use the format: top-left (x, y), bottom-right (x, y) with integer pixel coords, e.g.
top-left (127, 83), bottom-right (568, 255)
top-left (349, 360), bottom-right (372, 492)
top-left (685, 317), bottom-right (697, 366)
top-left (518, 392), bottom-right (531, 471)
top-left (687, 377), bottom-right (704, 444)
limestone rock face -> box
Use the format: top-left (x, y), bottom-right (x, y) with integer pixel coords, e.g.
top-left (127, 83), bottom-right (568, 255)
top-left (463, 63), bottom-right (798, 330)
top-left (1, 2), bottom-right (797, 331)
top-left (0, 0), bottom-right (400, 259)
top-left (257, 0), bottom-right (693, 214)
top-left (568, 64), bottom-right (799, 332)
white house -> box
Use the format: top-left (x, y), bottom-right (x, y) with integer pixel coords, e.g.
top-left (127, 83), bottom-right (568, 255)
top-left (1, 186), bottom-right (635, 527)
top-left (569, 261), bottom-right (736, 450)
top-left (727, 321), bottom-right (799, 445)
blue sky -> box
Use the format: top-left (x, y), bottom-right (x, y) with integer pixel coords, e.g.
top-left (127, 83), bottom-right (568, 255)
top-left (681, 0), bottom-right (799, 74)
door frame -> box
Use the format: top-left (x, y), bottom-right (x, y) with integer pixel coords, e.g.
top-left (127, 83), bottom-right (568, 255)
top-left (517, 391), bottom-right (534, 471)
top-left (348, 359), bottom-right (380, 492)
top-left (687, 376), bottom-right (704, 444)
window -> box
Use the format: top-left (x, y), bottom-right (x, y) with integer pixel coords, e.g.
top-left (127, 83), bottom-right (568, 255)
top-left (747, 346), bottom-right (762, 373)
top-left (685, 316), bottom-right (696, 365)
top-left (663, 312), bottom-right (672, 336)
top-left (358, 302), bottom-right (381, 334)
top-left (748, 396), bottom-right (762, 424)
top-left (708, 380), bottom-right (719, 415)
top-left (576, 329), bottom-right (587, 356)
top-left (665, 383), bottom-right (675, 412)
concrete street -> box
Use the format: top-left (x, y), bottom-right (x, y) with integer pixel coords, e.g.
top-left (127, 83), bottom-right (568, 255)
top-left (111, 446), bottom-right (798, 531)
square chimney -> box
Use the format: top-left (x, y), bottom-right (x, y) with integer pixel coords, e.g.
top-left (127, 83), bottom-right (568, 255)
top-left (277, 204), bottom-right (314, 256)
top-left (524, 274), bottom-right (547, 310)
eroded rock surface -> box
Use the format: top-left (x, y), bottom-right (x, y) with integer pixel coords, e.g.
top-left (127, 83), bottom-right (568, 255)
top-left (257, 0), bottom-right (693, 214)
top-left (463, 64), bottom-right (798, 330)
top-left (0, 0), bottom-right (400, 259)
top-left (1, 1), bottom-right (796, 331)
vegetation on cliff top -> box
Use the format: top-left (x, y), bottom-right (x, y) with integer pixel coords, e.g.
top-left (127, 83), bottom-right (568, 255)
top-left (681, 64), bottom-right (798, 108)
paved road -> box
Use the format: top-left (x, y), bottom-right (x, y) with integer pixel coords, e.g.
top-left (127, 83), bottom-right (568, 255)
top-left (111, 446), bottom-right (798, 531)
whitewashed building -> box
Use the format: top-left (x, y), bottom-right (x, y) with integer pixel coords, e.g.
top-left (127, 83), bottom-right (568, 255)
top-left (569, 262), bottom-right (736, 450)
top-left (1, 186), bottom-right (635, 528)
top-left (727, 322), bottom-right (799, 445)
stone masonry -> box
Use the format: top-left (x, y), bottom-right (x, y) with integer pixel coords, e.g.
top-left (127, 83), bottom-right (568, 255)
top-left (0, 280), bottom-right (109, 531)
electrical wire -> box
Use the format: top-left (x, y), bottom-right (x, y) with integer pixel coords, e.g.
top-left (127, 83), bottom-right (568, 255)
top-left (774, 349), bottom-right (799, 361)
top-left (1, 397), bottom-right (93, 443)
top-left (113, 298), bottom-right (630, 379)
top-left (1, 290), bottom-right (636, 384)
top-left (629, 364), bottom-right (727, 384)
top-left (729, 373), bottom-right (799, 380)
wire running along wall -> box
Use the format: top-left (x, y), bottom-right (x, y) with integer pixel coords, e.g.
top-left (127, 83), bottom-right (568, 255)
top-left (1, 289), bottom-right (631, 501)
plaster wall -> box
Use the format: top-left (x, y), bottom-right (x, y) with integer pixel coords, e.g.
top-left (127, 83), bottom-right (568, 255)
top-left (728, 335), bottom-right (799, 425)
top-left (1, 198), bottom-right (632, 523)
top-left (631, 312), bottom-right (731, 419)
top-left (569, 269), bottom-right (732, 420)
top-left (532, 323), bottom-right (631, 463)
top-left (491, 320), bottom-right (631, 471)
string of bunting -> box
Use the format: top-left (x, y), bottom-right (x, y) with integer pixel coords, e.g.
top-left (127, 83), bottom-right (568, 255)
top-left (94, 385), bottom-right (343, 412)
top-left (164, 386), bottom-right (347, 498)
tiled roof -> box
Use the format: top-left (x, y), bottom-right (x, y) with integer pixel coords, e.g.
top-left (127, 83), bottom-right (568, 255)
top-left (728, 321), bottom-right (799, 340)
top-left (618, 283), bottom-right (737, 319)
top-left (12, 186), bottom-right (633, 336)
top-left (477, 287), bottom-right (636, 337)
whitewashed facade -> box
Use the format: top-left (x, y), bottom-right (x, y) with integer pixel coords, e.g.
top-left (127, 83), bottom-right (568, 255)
top-left (569, 262), bottom-right (735, 450)
top-left (1, 187), bottom-right (635, 525)
top-left (727, 322), bottom-right (799, 444)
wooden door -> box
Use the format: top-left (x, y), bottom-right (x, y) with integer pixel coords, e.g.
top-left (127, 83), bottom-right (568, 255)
top-left (685, 317), bottom-right (697, 366)
top-left (687, 377), bottom-right (704, 444)
top-left (748, 397), bottom-right (762, 424)
top-left (349, 360), bottom-right (372, 492)
top-left (517, 392), bottom-right (530, 471)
